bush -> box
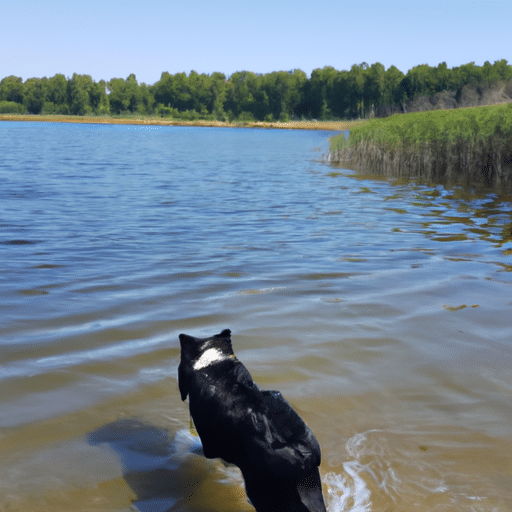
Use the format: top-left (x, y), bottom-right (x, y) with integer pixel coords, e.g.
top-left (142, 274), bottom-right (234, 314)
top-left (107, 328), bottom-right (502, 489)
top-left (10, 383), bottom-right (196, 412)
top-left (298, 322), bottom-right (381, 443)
top-left (176, 109), bottom-right (201, 121)
top-left (278, 112), bottom-right (290, 123)
top-left (214, 109), bottom-right (227, 122)
top-left (40, 102), bottom-right (70, 115)
top-left (156, 104), bottom-right (179, 118)
top-left (0, 101), bottom-right (27, 114)
top-left (237, 111), bottom-right (256, 122)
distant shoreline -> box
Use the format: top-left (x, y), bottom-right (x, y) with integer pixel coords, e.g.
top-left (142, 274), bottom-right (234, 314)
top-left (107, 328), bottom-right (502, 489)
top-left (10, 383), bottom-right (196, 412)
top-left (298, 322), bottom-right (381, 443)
top-left (0, 114), bottom-right (361, 132)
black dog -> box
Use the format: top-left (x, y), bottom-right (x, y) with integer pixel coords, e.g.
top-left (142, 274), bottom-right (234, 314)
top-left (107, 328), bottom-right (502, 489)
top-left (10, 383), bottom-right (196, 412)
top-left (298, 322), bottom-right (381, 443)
top-left (178, 329), bottom-right (326, 512)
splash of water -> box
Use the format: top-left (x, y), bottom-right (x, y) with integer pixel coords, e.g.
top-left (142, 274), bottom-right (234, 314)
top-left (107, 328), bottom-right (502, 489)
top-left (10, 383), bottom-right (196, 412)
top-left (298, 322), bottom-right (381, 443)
top-left (324, 462), bottom-right (372, 512)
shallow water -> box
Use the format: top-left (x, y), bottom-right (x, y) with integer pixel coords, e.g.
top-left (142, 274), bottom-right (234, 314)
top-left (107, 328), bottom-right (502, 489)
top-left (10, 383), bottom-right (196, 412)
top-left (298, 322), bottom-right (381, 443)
top-left (1, 121), bottom-right (512, 511)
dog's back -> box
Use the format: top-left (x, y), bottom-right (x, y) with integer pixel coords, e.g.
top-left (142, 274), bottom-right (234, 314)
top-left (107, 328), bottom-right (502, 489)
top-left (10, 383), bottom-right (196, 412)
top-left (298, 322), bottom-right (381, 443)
top-left (178, 329), bottom-right (326, 512)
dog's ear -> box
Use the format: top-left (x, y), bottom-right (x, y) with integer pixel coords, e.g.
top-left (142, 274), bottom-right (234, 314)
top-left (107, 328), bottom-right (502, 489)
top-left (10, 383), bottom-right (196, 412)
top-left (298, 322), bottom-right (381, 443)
top-left (179, 333), bottom-right (195, 346)
top-left (179, 333), bottom-right (198, 361)
top-left (212, 329), bottom-right (235, 357)
top-left (178, 333), bottom-right (197, 400)
top-left (178, 361), bottom-right (190, 401)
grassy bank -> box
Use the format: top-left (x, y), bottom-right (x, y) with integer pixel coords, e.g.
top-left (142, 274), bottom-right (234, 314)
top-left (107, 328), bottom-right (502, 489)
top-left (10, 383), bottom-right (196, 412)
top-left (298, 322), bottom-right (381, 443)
top-left (0, 114), bottom-right (360, 132)
top-left (329, 103), bottom-right (512, 186)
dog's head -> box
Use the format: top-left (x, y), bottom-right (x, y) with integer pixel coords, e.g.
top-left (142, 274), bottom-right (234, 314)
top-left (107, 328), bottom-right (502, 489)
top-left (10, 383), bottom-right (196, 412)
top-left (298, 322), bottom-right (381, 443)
top-left (178, 329), bottom-right (234, 400)
top-left (179, 328), bottom-right (233, 363)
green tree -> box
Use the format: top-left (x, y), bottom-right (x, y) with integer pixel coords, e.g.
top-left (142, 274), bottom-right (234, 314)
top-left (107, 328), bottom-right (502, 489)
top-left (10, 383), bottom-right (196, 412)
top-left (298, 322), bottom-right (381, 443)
top-left (108, 77), bottom-right (130, 113)
top-left (262, 70), bottom-right (304, 121)
top-left (68, 73), bottom-right (93, 115)
top-left (173, 72), bottom-right (193, 111)
top-left (23, 77), bottom-right (47, 114)
top-left (210, 72), bottom-right (227, 119)
top-left (47, 74), bottom-right (68, 105)
top-left (224, 71), bottom-right (261, 120)
top-left (188, 70), bottom-right (213, 114)
top-left (139, 82), bottom-right (155, 114)
top-left (271, 69), bottom-right (308, 120)
top-left (307, 66), bottom-right (338, 119)
top-left (382, 65), bottom-right (405, 107)
top-left (347, 64), bottom-right (366, 118)
top-left (363, 62), bottom-right (386, 117)
top-left (433, 62), bottom-right (454, 92)
top-left (153, 72), bottom-right (174, 109)
top-left (400, 64), bottom-right (437, 100)
top-left (482, 61), bottom-right (499, 82)
top-left (41, 73), bottom-right (70, 114)
top-left (125, 73), bottom-right (142, 112)
top-left (452, 62), bottom-right (483, 89)
top-left (480, 59), bottom-right (512, 82)
top-left (0, 75), bottom-right (24, 103)
top-left (153, 71), bottom-right (196, 113)
top-left (90, 79), bottom-right (109, 114)
top-left (491, 59), bottom-right (512, 81)
top-left (290, 69), bottom-right (308, 119)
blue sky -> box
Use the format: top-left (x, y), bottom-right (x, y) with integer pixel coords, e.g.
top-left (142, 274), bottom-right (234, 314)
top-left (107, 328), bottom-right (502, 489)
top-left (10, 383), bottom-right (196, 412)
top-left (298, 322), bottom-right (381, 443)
top-left (1, 0), bottom-right (510, 84)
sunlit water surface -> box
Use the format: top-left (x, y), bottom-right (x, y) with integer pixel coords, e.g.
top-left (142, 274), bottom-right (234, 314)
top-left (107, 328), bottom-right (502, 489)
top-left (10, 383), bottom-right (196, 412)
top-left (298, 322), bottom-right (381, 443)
top-left (1, 121), bottom-right (512, 511)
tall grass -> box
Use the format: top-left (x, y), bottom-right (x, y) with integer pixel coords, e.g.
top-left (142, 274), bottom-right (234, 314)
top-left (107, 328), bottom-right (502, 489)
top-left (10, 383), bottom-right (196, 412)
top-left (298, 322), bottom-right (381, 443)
top-left (329, 103), bottom-right (512, 186)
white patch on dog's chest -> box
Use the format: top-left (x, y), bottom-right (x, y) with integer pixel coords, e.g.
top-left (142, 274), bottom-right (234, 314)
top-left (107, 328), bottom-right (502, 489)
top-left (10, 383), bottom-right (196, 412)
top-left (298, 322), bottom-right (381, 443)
top-left (193, 348), bottom-right (229, 370)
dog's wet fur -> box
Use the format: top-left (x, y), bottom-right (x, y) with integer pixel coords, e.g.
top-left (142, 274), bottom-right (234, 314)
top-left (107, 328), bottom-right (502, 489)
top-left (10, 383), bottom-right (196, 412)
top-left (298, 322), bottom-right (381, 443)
top-left (178, 329), bottom-right (326, 512)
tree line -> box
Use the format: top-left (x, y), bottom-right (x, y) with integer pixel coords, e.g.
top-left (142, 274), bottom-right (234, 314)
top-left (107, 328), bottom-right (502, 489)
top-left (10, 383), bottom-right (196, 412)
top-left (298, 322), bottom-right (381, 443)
top-left (1, 60), bottom-right (511, 121)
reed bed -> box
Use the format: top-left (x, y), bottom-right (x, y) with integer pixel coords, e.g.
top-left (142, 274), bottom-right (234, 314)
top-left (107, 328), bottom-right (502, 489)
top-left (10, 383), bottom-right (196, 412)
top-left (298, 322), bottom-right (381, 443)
top-left (329, 104), bottom-right (512, 186)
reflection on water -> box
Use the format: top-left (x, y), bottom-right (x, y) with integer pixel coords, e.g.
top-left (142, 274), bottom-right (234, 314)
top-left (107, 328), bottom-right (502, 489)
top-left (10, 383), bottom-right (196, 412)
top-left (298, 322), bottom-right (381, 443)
top-left (1, 122), bottom-right (512, 511)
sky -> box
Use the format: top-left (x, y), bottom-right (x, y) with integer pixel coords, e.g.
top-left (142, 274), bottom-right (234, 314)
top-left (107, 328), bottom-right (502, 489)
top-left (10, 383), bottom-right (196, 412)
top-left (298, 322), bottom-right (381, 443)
top-left (1, 0), bottom-right (511, 85)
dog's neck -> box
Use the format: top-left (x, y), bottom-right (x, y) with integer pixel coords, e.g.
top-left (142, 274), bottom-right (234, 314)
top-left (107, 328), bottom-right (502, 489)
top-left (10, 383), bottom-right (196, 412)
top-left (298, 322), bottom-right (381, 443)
top-left (193, 347), bottom-right (235, 370)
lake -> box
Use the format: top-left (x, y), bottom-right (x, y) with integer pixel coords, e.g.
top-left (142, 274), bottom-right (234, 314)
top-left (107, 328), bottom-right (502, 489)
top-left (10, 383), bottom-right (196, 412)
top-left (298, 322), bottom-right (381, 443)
top-left (1, 121), bottom-right (512, 512)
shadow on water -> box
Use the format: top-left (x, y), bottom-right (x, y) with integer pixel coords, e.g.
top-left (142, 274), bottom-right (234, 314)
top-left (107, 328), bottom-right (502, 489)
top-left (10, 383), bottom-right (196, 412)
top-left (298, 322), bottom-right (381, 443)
top-left (87, 418), bottom-right (248, 512)
top-left (85, 418), bottom-right (366, 512)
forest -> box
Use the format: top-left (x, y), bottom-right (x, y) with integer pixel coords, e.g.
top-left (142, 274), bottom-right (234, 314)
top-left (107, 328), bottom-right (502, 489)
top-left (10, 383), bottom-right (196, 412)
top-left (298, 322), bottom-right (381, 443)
top-left (1, 60), bottom-right (511, 122)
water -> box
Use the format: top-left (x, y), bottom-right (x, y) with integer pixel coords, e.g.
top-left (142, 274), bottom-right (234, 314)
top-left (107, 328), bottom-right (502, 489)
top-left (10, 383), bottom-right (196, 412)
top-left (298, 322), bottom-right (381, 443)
top-left (1, 121), bottom-right (512, 511)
